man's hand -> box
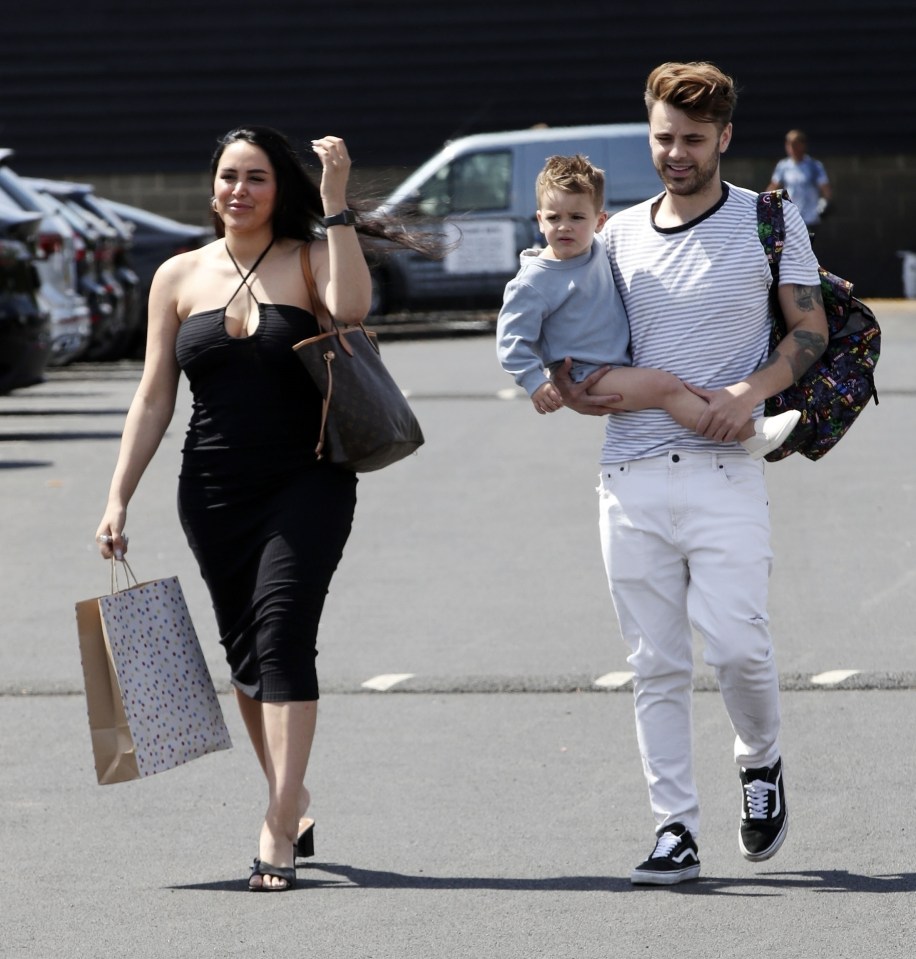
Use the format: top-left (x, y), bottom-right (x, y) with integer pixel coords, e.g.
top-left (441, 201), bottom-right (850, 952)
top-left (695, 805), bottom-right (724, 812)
top-left (688, 381), bottom-right (757, 442)
top-left (552, 357), bottom-right (623, 416)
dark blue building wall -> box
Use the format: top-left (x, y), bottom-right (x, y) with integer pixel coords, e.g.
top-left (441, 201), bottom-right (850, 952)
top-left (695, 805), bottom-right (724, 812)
top-left (2, 0), bottom-right (914, 175)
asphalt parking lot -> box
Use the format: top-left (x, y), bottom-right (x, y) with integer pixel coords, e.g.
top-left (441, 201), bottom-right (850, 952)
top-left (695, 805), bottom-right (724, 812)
top-left (1, 301), bottom-right (914, 958)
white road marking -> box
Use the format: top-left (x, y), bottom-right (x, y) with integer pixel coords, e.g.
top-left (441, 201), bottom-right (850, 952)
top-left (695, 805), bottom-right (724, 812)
top-left (361, 673), bottom-right (415, 691)
top-left (497, 388), bottom-right (524, 400)
top-left (594, 671), bottom-right (635, 689)
top-left (811, 669), bottom-right (860, 686)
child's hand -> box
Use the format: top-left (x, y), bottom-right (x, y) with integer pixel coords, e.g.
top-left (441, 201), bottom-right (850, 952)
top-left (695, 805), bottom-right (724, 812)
top-left (532, 382), bottom-right (564, 415)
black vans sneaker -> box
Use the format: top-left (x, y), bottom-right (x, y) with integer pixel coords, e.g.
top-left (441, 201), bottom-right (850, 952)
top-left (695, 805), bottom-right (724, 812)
top-left (631, 822), bottom-right (701, 885)
top-left (739, 757), bottom-right (788, 861)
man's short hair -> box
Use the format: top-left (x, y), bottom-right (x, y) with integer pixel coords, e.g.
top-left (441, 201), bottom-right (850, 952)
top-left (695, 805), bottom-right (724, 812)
top-left (644, 61), bottom-right (737, 130)
top-left (536, 154), bottom-right (605, 212)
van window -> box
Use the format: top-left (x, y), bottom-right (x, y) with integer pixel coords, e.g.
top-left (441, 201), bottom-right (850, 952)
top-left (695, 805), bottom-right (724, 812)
top-left (416, 150), bottom-right (511, 216)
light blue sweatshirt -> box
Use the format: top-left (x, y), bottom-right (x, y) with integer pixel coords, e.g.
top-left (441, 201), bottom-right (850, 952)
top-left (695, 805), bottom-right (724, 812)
top-left (496, 236), bottom-right (630, 397)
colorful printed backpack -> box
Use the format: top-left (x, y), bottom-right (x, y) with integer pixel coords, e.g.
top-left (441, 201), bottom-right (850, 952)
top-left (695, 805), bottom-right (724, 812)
top-left (757, 190), bottom-right (881, 462)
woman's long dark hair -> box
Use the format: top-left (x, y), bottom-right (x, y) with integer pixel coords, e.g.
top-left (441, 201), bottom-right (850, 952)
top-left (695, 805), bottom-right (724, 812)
top-left (210, 125), bottom-right (443, 257)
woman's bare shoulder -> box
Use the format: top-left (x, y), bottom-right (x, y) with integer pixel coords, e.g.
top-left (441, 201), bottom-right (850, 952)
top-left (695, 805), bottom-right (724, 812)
top-left (155, 239), bottom-right (220, 282)
top-left (273, 236), bottom-right (325, 264)
top-left (149, 241), bottom-right (225, 323)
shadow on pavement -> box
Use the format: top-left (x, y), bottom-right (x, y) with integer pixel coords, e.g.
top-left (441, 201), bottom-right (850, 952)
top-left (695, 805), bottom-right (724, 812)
top-left (166, 864), bottom-right (916, 895)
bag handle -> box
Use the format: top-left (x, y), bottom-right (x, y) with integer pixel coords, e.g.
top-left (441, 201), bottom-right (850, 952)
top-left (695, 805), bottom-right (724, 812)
top-left (299, 243), bottom-right (362, 357)
top-left (110, 557), bottom-right (138, 594)
top-left (299, 243), bottom-right (336, 334)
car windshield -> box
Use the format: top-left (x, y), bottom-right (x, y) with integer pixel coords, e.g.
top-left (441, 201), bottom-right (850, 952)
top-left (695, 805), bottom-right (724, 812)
top-left (415, 150), bottom-right (511, 217)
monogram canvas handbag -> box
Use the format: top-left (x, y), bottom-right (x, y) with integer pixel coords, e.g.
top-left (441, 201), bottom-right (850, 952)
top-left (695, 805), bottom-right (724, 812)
top-left (292, 245), bottom-right (425, 472)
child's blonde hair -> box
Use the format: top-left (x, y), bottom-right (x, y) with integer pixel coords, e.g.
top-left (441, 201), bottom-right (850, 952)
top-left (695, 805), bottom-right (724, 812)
top-left (535, 154), bottom-right (605, 213)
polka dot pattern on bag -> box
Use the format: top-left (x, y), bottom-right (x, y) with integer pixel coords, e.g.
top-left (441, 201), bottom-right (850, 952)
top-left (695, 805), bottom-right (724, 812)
top-left (98, 576), bottom-right (232, 777)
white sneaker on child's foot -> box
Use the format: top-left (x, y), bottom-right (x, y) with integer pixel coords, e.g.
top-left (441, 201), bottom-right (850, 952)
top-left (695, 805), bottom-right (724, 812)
top-left (741, 410), bottom-right (801, 460)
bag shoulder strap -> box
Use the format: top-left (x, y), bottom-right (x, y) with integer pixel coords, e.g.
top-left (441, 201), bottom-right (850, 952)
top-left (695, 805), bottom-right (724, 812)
top-left (757, 190), bottom-right (789, 339)
top-left (756, 189), bottom-right (786, 280)
top-left (299, 243), bottom-right (333, 331)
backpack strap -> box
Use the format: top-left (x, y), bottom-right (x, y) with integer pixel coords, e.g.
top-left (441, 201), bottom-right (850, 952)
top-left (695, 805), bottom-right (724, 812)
top-left (756, 189), bottom-right (786, 278)
top-left (757, 189), bottom-right (790, 336)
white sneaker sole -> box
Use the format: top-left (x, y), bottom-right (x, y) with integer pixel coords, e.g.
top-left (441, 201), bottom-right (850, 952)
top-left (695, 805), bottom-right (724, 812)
top-left (739, 811), bottom-right (789, 862)
top-left (631, 863), bottom-right (701, 885)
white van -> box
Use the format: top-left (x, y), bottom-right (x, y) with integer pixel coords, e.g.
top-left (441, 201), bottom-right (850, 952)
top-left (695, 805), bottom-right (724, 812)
top-left (369, 123), bottom-right (658, 314)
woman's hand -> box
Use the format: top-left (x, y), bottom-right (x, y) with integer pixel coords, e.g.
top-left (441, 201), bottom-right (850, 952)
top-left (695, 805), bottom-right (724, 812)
top-left (95, 511), bottom-right (129, 561)
top-left (310, 135), bottom-right (371, 322)
top-left (311, 135), bottom-right (352, 211)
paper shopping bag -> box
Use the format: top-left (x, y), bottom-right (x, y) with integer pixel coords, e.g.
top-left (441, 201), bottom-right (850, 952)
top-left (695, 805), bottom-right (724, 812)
top-left (75, 572), bottom-right (232, 785)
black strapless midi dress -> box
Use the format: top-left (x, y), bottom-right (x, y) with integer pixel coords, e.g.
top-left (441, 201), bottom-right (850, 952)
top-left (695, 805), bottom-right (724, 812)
top-left (175, 301), bottom-right (357, 702)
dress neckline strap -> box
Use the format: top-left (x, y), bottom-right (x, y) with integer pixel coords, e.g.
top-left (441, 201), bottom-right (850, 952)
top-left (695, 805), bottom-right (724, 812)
top-left (224, 238), bottom-right (275, 308)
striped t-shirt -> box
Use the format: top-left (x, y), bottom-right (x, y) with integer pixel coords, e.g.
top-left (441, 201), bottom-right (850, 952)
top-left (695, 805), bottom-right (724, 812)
top-left (599, 182), bottom-right (819, 464)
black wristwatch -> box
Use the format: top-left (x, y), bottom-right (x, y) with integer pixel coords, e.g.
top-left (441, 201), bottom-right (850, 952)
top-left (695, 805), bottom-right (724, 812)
top-left (322, 209), bottom-right (357, 228)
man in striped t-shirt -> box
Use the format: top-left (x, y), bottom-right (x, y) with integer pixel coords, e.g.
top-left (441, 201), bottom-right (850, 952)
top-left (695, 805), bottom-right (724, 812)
top-left (555, 61), bottom-right (827, 886)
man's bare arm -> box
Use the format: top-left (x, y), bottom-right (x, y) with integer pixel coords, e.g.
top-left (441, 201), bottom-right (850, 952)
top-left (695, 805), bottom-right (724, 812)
top-left (694, 283), bottom-right (828, 441)
top-left (768, 282), bottom-right (829, 384)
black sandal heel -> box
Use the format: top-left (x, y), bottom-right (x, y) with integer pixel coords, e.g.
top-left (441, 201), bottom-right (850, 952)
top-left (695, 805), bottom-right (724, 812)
top-left (295, 821), bottom-right (315, 861)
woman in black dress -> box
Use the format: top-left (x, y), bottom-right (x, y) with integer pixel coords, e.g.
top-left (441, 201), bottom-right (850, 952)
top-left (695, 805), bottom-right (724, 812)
top-left (96, 126), bottom-right (382, 890)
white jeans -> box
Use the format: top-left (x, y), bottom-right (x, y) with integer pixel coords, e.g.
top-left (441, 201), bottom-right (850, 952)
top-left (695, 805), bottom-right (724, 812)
top-left (597, 450), bottom-right (781, 839)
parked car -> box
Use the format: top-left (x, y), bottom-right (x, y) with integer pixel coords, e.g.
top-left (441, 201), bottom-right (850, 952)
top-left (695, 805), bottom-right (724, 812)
top-left (0, 226), bottom-right (49, 394)
top-left (368, 123), bottom-right (658, 314)
top-left (99, 200), bottom-right (212, 353)
top-left (34, 192), bottom-right (119, 362)
top-left (28, 179), bottom-right (145, 359)
top-left (27, 178), bottom-right (136, 361)
top-left (0, 193), bottom-right (42, 248)
top-left (0, 149), bottom-right (90, 365)
top-left (75, 194), bottom-right (143, 354)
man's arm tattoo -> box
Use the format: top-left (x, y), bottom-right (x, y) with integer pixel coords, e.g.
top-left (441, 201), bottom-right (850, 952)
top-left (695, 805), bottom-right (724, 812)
top-left (792, 283), bottom-right (825, 312)
top-left (759, 283), bottom-right (828, 381)
top-left (789, 329), bottom-right (827, 379)
top-left (772, 284), bottom-right (827, 378)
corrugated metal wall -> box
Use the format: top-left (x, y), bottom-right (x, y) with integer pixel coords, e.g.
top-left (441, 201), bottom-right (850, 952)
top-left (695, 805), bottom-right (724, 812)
top-left (2, 0), bottom-right (914, 175)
